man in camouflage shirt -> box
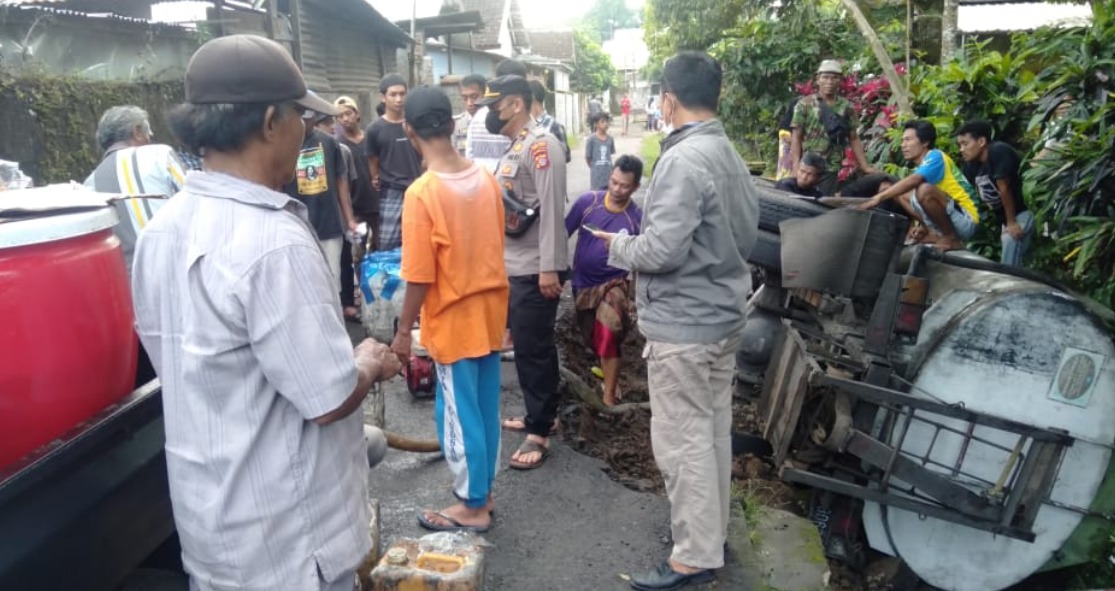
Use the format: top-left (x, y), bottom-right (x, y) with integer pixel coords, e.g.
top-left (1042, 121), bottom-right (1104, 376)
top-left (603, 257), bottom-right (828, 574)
top-left (790, 59), bottom-right (876, 196)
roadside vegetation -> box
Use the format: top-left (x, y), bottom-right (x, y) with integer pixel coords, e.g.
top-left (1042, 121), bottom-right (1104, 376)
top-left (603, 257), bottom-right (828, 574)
top-left (643, 0), bottom-right (1115, 311)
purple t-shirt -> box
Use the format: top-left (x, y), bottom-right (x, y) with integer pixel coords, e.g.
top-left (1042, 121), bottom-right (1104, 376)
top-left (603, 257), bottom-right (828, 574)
top-left (565, 191), bottom-right (643, 290)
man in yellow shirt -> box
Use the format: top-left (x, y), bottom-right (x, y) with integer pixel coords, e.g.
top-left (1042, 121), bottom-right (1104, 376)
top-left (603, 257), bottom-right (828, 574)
top-left (390, 86), bottom-right (509, 533)
top-left (859, 120), bottom-right (979, 251)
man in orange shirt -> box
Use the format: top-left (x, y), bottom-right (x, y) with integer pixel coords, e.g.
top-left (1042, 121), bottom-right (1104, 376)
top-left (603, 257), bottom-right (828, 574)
top-left (390, 86), bottom-right (509, 533)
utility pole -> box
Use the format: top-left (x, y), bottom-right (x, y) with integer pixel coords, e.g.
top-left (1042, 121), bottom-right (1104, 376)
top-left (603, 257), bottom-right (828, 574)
top-left (409, 0), bottom-right (418, 87)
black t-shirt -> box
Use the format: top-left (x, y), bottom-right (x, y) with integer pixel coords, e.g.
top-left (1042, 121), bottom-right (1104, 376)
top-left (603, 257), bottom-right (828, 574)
top-left (364, 117), bottom-right (422, 190)
top-left (776, 177), bottom-right (822, 199)
top-left (839, 173), bottom-right (893, 198)
top-left (282, 129), bottom-right (346, 240)
top-left (963, 141), bottom-right (1027, 225)
top-left (338, 133), bottom-right (379, 218)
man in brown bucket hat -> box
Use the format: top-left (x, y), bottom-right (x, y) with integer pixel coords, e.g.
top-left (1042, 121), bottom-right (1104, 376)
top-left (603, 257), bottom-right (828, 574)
top-left (131, 35), bottom-right (401, 591)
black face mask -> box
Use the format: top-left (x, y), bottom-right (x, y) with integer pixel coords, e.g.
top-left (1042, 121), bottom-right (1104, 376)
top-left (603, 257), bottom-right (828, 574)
top-left (485, 107), bottom-right (505, 136)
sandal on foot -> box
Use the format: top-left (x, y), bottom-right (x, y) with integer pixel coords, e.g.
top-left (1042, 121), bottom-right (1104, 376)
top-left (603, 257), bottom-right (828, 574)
top-left (509, 439), bottom-right (551, 470)
top-left (416, 510), bottom-right (490, 533)
top-left (501, 417), bottom-right (559, 434)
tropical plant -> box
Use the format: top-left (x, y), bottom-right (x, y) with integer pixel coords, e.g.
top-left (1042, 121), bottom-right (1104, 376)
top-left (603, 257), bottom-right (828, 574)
top-left (710, 1), bottom-right (904, 162)
top-left (910, 39), bottom-right (1037, 146)
top-left (1020, 2), bottom-right (1115, 307)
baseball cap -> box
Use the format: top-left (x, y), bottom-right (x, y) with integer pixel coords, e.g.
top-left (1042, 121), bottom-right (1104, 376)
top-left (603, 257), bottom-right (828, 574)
top-left (476, 75), bottom-right (532, 106)
top-left (817, 59), bottom-right (843, 75)
top-left (335, 95), bottom-right (360, 114)
top-left (404, 86), bottom-right (453, 132)
top-left (185, 34), bottom-right (338, 116)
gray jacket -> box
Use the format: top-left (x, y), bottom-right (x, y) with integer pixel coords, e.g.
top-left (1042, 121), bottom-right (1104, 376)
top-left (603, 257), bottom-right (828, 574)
top-left (608, 119), bottom-right (759, 344)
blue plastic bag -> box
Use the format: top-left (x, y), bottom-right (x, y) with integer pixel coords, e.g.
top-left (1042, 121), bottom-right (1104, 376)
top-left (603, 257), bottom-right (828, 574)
top-left (359, 248), bottom-right (406, 342)
top-left (360, 248), bottom-right (403, 304)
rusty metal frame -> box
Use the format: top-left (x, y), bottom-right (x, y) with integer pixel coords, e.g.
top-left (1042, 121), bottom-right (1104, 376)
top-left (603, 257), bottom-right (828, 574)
top-left (760, 321), bottom-right (1075, 542)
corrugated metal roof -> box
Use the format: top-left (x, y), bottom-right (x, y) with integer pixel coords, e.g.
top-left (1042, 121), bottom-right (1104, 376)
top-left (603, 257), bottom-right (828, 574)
top-left (456, 0), bottom-right (527, 51)
top-left (528, 31), bottom-right (574, 63)
top-left (457, 0), bottom-right (503, 49)
top-left (0, 1), bottom-right (189, 27)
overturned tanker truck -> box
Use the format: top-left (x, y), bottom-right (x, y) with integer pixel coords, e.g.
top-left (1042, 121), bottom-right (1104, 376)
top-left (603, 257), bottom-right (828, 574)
top-left (740, 183), bottom-right (1115, 591)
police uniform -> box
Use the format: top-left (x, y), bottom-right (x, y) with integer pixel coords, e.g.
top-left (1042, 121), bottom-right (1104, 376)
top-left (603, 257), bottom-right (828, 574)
top-left (498, 123), bottom-right (567, 271)
top-left (480, 75), bottom-right (569, 443)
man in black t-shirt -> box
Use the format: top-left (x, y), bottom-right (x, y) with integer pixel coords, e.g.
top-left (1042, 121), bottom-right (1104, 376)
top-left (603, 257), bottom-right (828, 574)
top-left (365, 73), bottom-right (422, 251)
top-left (282, 107), bottom-right (356, 298)
top-left (335, 96), bottom-right (380, 243)
top-left (776, 151), bottom-right (826, 199)
top-left (334, 96), bottom-right (380, 321)
top-left (956, 120), bottom-right (1032, 266)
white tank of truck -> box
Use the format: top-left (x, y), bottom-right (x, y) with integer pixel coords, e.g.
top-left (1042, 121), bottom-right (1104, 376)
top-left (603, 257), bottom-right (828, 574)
top-left (862, 252), bottom-right (1115, 591)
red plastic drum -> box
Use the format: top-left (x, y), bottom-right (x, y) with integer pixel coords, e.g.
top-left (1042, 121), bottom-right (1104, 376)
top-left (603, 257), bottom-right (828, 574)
top-left (0, 206), bottom-right (137, 471)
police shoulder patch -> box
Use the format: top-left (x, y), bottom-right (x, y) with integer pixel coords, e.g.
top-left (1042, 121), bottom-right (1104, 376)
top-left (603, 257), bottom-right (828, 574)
top-left (530, 140), bottom-right (550, 170)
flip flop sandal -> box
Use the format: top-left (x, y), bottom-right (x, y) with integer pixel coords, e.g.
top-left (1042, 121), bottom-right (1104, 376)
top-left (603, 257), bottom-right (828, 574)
top-left (416, 510), bottom-right (491, 533)
top-left (508, 439), bottom-right (551, 471)
top-left (501, 417), bottom-right (560, 434)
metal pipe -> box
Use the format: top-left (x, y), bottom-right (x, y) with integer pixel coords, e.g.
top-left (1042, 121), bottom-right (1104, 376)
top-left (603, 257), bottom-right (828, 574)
top-left (990, 436), bottom-right (1025, 500)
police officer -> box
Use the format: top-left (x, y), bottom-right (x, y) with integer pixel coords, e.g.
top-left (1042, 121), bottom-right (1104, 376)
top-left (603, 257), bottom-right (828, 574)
top-left (477, 75), bottom-right (569, 471)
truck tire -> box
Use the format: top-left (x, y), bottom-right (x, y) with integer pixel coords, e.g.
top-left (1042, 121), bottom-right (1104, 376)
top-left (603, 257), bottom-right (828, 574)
top-left (748, 229), bottom-right (782, 271)
top-left (756, 186), bottom-right (830, 233)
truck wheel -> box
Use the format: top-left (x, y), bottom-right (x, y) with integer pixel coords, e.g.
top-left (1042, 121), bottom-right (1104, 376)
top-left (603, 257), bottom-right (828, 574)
top-left (756, 187), bottom-right (830, 233)
top-left (116, 568), bottom-right (188, 591)
top-left (748, 229), bottom-right (782, 271)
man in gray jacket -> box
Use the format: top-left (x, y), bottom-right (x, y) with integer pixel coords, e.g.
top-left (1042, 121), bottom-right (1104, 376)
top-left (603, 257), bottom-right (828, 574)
top-left (592, 51), bottom-right (759, 590)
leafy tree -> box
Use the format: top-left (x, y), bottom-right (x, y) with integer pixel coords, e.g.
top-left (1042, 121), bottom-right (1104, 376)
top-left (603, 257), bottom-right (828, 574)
top-left (571, 29), bottom-right (617, 94)
top-left (643, 0), bottom-right (748, 66)
top-left (583, 0), bottom-right (639, 42)
top-left (708, 1), bottom-right (905, 160)
top-left (1020, 3), bottom-right (1115, 308)
top-left (905, 41), bottom-right (1037, 259)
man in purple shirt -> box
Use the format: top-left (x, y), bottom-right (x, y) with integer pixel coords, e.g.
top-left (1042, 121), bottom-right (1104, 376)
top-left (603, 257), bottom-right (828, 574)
top-left (565, 155), bottom-right (644, 406)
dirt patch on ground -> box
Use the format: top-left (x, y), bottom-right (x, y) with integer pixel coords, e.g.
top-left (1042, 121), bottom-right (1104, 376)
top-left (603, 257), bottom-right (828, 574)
top-left (556, 312), bottom-right (661, 492)
top-left (555, 310), bottom-right (803, 516)
top-left (554, 309), bottom-right (849, 584)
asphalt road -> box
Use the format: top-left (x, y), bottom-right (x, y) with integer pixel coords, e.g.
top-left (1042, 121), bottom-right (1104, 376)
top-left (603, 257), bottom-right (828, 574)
top-left (351, 127), bottom-right (752, 590)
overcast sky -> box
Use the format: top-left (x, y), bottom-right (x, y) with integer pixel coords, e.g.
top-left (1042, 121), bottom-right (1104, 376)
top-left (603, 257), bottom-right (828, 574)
top-left (367, 0), bottom-right (645, 30)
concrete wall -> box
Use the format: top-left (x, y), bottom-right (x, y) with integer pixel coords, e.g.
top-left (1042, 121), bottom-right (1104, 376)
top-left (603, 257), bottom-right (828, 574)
top-left (554, 90), bottom-right (580, 137)
top-left (0, 8), bottom-right (197, 82)
top-left (0, 75), bottom-right (184, 184)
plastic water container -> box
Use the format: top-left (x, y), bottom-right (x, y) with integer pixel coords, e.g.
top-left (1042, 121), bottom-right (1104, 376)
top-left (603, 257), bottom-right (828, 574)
top-left (360, 249), bottom-right (406, 343)
top-left (370, 533), bottom-right (486, 590)
top-left (0, 205), bottom-right (137, 471)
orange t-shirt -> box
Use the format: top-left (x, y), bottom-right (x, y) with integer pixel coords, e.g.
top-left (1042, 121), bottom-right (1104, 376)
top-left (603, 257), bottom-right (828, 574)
top-left (400, 163), bottom-right (509, 364)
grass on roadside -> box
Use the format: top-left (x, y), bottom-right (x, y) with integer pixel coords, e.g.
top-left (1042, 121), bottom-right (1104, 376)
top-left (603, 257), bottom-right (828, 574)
top-left (641, 132), bottom-right (662, 179)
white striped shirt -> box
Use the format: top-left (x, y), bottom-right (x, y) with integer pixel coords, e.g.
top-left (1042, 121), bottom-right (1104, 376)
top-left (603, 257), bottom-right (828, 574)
top-left (131, 171), bottom-right (369, 591)
top-left (465, 106), bottom-right (511, 173)
top-left (84, 144), bottom-right (187, 272)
